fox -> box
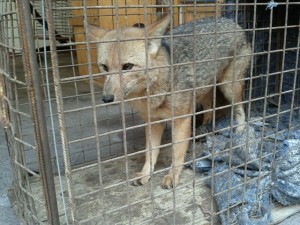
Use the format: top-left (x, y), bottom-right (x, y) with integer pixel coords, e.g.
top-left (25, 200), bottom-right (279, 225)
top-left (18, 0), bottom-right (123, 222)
top-left (88, 15), bottom-right (251, 189)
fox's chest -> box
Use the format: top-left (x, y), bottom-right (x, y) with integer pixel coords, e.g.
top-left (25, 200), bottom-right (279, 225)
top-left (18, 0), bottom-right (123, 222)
top-left (129, 99), bottom-right (172, 121)
top-left (128, 94), bottom-right (192, 122)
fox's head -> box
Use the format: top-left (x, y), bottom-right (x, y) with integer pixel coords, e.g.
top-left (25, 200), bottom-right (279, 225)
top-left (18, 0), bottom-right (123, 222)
top-left (88, 16), bottom-right (170, 103)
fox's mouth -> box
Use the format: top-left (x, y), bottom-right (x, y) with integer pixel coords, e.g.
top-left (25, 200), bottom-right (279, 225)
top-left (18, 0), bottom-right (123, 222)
top-left (102, 80), bottom-right (137, 103)
top-left (102, 74), bottom-right (147, 103)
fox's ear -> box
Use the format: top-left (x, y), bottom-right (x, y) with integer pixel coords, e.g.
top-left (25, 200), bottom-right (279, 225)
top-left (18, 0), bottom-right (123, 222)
top-left (147, 15), bottom-right (171, 55)
top-left (88, 25), bottom-right (107, 41)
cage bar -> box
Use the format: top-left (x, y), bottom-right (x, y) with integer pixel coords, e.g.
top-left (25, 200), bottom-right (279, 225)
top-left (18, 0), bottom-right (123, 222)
top-left (1, 0), bottom-right (300, 225)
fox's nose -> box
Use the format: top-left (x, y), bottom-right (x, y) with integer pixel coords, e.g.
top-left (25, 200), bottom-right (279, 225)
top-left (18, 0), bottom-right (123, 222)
top-left (102, 95), bottom-right (114, 103)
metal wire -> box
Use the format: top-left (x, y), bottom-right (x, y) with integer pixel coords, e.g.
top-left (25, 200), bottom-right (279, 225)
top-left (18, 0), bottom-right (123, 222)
top-left (41, 0), bottom-right (69, 223)
top-left (1, 1), bottom-right (300, 224)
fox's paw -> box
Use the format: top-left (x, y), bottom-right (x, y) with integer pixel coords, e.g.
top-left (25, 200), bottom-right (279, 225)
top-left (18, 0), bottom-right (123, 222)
top-left (132, 172), bottom-right (150, 186)
top-left (202, 113), bottom-right (212, 125)
top-left (161, 174), bottom-right (178, 189)
top-left (236, 123), bottom-right (245, 133)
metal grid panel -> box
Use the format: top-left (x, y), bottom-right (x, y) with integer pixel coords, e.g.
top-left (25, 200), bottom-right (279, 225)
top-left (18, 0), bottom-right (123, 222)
top-left (1, 0), bottom-right (300, 224)
top-left (0, 0), bottom-right (52, 224)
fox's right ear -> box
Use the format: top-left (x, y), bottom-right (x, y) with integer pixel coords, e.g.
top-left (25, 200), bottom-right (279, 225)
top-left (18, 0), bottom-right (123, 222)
top-left (88, 25), bottom-right (107, 41)
top-left (147, 15), bottom-right (171, 55)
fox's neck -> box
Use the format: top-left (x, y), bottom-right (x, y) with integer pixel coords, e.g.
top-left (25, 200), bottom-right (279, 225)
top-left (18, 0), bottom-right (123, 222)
top-left (145, 45), bottom-right (171, 106)
top-left (128, 45), bottom-right (170, 113)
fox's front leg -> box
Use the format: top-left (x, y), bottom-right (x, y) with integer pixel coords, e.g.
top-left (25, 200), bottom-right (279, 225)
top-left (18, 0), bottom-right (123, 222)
top-left (161, 116), bottom-right (191, 189)
top-left (133, 123), bottom-right (164, 185)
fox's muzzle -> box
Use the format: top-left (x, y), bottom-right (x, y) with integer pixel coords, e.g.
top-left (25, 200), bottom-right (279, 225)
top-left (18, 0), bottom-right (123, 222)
top-left (102, 95), bottom-right (114, 103)
top-left (102, 75), bottom-right (118, 103)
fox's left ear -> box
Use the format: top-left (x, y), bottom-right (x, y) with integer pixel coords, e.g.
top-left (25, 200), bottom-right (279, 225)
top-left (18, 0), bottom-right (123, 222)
top-left (88, 25), bottom-right (108, 41)
top-left (147, 15), bottom-right (171, 55)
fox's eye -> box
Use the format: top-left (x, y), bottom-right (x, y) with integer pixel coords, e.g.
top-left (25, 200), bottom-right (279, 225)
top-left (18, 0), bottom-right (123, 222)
top-left (122, 63), bottom-right (134, 71)
top-left (100, 64), bottom-right (109, 72)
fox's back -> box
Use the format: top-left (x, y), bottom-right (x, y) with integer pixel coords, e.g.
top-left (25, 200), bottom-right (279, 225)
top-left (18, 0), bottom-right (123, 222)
top-left (163, 17), bottom-right (250, 90)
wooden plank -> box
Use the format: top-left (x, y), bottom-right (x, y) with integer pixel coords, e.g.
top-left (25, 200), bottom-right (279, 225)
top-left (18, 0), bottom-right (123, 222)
top-left (70, 0), bottom-right (100, 25)
top-left (178, 0), bottom-right (224, 24)
top-left (97, 0), bottom-right (114, 29)
top-left (70, 0), bottom-right (104, 86)
top-left (12, 158), bottom-right (300, 224)
top-left (8, 145), bottom-right (300, 224)
top-left (72, 26), bottom-right (104, 87)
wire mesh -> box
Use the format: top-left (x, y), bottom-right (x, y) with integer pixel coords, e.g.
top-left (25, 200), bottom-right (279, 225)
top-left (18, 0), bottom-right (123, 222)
top-left (1, 0), bottom-right (300, 224)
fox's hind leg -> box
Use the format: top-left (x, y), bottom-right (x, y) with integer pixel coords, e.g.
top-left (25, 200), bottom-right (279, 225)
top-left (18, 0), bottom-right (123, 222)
top-left (218, 53), bottom-right (250, 132)
top-left (200, 89), bottom-right (213, 124)
top-left (218, 81), bottom-right (245, 132)
top-left (133, 123), bottom-right (164, 185)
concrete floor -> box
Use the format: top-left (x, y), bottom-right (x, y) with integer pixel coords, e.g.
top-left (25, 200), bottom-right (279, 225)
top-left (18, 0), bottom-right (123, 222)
top-left (1, 53), bottom-right (300, 224)
top-left (2, 128), bottom-right (300, 225)
top-left (0, 131), bottom-right (20, 225)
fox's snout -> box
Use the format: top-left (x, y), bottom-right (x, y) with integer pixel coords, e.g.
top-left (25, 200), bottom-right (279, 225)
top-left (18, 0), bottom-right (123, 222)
top-left (102, 94), bottom-right (114, 103)
top-left (102, 75), bottom-right (120, 103)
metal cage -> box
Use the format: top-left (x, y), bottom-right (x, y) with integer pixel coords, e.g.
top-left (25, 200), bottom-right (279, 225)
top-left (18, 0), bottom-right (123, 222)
top-left (1, 0), bottom-right (300, 224)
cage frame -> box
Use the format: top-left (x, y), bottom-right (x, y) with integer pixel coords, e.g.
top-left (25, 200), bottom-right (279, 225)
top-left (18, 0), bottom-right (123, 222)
top-left (1, 0), bottom-right (300, 225)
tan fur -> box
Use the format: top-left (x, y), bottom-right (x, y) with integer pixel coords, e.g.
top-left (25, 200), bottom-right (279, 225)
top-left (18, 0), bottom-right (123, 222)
top-left (88, 16), bottom-right (251, 188)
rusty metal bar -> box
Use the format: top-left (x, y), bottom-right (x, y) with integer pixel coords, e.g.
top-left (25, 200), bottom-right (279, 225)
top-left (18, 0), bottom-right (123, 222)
top-left (0, 72), bottom-right (9, 130)
top-left (44, 0), bottom-right (78, 224)
top-left (15, 0), bottom-right (60, 224)
top-left (0, 8), bottom-right (9, 130)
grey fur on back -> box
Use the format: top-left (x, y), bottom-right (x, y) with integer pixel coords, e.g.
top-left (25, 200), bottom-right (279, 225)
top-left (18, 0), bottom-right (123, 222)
top-left (161, 17), bottom-right (251, 91)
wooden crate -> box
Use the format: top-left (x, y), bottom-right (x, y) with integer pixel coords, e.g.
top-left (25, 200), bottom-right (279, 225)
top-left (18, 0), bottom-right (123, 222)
top-left (69, 0), bottom-right (157, 87)
top-left (174, 0), bottom-right (224, 24)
